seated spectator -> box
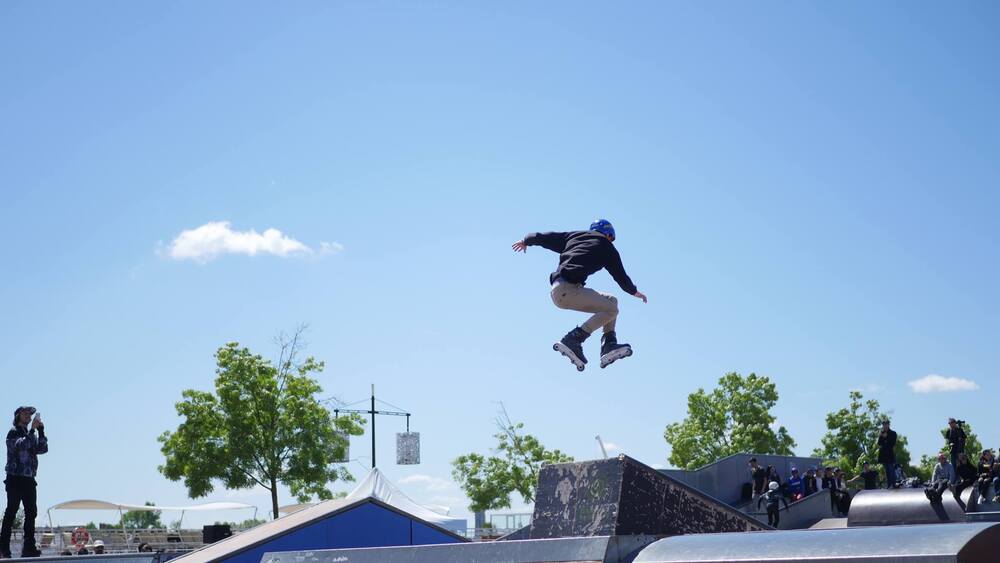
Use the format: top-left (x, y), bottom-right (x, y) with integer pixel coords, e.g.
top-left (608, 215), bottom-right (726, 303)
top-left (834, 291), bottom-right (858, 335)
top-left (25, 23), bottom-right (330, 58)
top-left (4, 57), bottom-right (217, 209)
top-left (954, 453), bottom-right (978, 499)
top-left (786, 467), bottom-right (804, 501)
top-left (748, 458), bottom-right (767, 498)
top-left (991, 459), bottom-right (1000, 503)
top-left (77, 547), bottom-right (90, 556)
top-left (137, 543), bottom-right (153, 553)
top-left (977, 449), bottom-right (995, 500)
top-left (848, 462), bottom-right (880, 490)
top-left (59, 550), bottom-right (73, 556)
top-left (803, 467), bottom-right (819, 497)
top-left (93, 540), bottom-right (105, 555)
top-left (925, 453), bottom-right (954, 503)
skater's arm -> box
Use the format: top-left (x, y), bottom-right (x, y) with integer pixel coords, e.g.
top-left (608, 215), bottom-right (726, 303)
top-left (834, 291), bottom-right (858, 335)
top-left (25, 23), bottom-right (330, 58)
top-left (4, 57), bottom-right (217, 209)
top-left (522, 232), bottom-right (569, 253)
top-left (605, 246), bottom-right (641, 297)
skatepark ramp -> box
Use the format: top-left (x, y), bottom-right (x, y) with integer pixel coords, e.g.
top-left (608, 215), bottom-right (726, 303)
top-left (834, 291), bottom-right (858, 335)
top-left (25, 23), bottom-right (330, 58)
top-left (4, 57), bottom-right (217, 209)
top-left (848, 488), bottom-right (975, 527)
top-left (632, 522), bottom-right (1000, 563)
top-left (529, 455), bottom-right (768, 538)
top-left (262, 535), bottom-right (659, 563)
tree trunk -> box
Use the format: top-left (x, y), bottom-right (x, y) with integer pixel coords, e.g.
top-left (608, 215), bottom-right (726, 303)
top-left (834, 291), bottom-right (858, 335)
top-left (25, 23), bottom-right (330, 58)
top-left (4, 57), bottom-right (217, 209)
top-left (270, 476), bottom-right (280, 520)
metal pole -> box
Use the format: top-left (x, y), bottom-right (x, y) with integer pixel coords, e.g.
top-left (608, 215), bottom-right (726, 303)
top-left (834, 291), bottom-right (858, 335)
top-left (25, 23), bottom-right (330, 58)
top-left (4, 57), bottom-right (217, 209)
top-left (371, 384), bottom-right (376, 468)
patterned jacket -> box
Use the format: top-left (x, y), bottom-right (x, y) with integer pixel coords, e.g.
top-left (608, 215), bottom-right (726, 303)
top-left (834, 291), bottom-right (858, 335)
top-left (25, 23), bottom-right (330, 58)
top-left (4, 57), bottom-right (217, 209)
top-left (5, 425), bottom-right (48, 478)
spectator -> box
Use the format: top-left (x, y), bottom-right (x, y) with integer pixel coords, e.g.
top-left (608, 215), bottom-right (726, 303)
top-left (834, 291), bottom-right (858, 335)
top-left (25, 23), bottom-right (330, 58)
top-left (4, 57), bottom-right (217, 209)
top-left (748, 458), bottom-right (767, 498)
top-left (848, 462), bottom-right (880, 490)
top-left (877, 419), bottom-right (897, 488)
top-left (756, 481), bottom-right (788, 527)
top-left (1, 406), bottom-right (48, 559)
top-left (821, 467), bottom-right (835, 490)
top-left (954, 453), bottom-right (977, 499)
top-left (977, 449), bottom-right (995, 500)
top-left (991, 459), bottom-right (1000, 503)
top-left (137, 543), bottom-right (152, 553)
top-left (77, 547), bottom-right (90, 556)
top-left (766, 465), bottom-right (782, 487)
top-left (93, 540), bottom-right (105, 555)
top-left (803, 467), bottom-right (819, 497)
top-left (924, 453), bottom-right (954, 503)
top-left (786, 467), bottom-right (803, 501)
top-left (947, 418), bottom-right (967, 476)
top-left (59, 550), bottom-right (72, 557)
top-left (831, 469), bottom-right (851, 515)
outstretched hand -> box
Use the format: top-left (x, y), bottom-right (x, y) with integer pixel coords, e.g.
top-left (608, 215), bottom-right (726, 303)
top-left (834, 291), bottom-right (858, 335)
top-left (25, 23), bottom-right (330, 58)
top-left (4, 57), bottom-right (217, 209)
top-left (512, 240), bottom-right (527, 253)
top-left (634, 290), bottom-right (648, 303)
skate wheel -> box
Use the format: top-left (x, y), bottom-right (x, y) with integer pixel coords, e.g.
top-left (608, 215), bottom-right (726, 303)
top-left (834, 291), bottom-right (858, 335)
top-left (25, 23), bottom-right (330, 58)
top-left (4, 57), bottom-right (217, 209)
top-left (553, 344), bottom-right (560, 351)
top-left (625, 349), bottom-right (633, 357)
top-left (577, 365), bottom-right (585, 372)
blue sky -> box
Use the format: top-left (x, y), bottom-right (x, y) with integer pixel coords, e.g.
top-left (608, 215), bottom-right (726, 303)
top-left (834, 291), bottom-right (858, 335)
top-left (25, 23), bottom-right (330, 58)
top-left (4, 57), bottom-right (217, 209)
top-left (1, 1), bottom-right (997, 527)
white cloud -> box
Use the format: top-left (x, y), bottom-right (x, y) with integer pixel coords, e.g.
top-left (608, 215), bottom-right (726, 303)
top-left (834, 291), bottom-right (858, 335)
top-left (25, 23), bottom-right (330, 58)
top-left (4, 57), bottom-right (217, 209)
top-left (164, 221), bottom-right (341, 263)
top-left (908, 374), bottom-right (980, 394)
top-left (398, 474), bottom-right (453, 492)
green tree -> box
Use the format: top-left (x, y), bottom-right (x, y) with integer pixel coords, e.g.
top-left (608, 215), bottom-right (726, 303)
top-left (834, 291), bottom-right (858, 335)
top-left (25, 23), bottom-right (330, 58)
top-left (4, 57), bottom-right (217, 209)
top-left (122, 502), bottom-right (163, 529)
top-left (159, 330), bottom-right (365, 519)
top-left (917, 422), bottom-right (984, 481)
top-left (813, 390), bottom-right (917, 478)
top-left (452, 406), bottom-right (573, 512)
top-left (663, 372), bottom-right (796, 470)
top-left (215, 518), bottom-right (267, 529)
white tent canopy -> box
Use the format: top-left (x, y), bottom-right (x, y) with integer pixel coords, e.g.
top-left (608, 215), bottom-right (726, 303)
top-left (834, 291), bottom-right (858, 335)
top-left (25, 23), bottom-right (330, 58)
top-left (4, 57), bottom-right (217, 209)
top-left (339, 468), bottom-right (466, 532)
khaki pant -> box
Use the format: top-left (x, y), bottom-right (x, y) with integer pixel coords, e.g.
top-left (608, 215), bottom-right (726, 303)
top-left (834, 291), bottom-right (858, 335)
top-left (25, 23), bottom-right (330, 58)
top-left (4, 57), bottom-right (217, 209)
top-left (550, 281), bottom-right (618, 334)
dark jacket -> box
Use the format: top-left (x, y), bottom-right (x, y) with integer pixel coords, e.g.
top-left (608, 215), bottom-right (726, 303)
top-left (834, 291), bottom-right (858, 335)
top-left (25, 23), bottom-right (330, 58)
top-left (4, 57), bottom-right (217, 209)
top-left (948, 426), bottom-right (966, 455)
top-left (5, 425), bottom-right (48, 478)
top-left (524, 231), bottom-right (638, 295)
top-left (877, 430), bottom-right (897, 464)
top-left (757, 489), bottom-right (789, 512)
top-left (750, 466), bottom-right (767, 493)
top-left (956, 461), bottom-right (977, 484)
top-left (803, 475), bottom-right (818, 495)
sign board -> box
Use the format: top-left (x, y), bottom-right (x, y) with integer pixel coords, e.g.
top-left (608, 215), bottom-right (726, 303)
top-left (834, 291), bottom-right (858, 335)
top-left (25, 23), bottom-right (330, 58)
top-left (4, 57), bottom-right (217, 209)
top-left (396, 432), bottom-right (420, 465)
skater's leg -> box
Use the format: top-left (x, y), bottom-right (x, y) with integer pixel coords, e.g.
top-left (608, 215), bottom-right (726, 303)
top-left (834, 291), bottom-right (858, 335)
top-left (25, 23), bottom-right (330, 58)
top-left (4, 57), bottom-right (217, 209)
top-left (551, 284), bottom-right (618, 334)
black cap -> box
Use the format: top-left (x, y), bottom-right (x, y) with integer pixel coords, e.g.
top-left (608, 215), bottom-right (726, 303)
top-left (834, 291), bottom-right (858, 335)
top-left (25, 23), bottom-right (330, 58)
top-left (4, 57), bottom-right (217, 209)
top-left (14, 406), bottom-right (36, 416)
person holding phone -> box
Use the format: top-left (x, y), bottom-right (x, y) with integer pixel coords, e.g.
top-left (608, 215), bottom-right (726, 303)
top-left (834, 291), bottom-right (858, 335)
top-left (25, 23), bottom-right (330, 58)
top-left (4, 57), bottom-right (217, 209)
top-left (1, 406), bottom-right (48, 558)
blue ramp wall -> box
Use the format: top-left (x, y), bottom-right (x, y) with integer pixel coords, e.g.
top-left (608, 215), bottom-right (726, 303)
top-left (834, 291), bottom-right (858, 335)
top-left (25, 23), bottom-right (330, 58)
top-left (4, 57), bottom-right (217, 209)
top-left (224, 502), bottom-right (462, 563)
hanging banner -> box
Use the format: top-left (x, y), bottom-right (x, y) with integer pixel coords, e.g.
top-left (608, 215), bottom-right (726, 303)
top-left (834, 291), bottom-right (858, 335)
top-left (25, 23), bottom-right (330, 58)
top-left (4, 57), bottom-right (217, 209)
top-left (396, 432), bottom-right (421, 465)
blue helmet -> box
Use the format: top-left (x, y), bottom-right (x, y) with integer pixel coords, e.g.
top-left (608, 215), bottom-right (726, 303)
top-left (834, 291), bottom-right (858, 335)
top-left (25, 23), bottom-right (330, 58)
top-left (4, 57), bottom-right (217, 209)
top-left (590, 219), bottom-right (615, 241)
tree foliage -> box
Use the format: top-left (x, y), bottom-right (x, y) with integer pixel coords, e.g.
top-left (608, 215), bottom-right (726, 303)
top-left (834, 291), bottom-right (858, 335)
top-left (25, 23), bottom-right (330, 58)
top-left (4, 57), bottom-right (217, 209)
top-left (452, 407), bottom-right (573, 513)
top-left (159, 330), bottom-right (364, 519)
top-left (122, 502), bottom-right (163, 529)
top-left (813, 390), bottom-right (917, 478)
top-left (663, 372), bottom-right (796, 470)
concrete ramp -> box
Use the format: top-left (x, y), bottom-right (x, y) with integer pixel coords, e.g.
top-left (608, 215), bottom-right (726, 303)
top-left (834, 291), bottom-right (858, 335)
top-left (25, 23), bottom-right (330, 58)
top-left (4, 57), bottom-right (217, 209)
top-left (848, 488), bottom-right (974, 527)
top-left (529, 455), bottom-right (767, 539)
top-left (633, 522), bottom-right (1000, 563)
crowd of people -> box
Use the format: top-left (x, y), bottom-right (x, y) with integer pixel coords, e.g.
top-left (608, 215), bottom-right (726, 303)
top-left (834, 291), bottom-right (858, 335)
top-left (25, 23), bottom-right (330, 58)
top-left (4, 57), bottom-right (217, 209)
top-left (748, 417), bottom-right (1000, 527)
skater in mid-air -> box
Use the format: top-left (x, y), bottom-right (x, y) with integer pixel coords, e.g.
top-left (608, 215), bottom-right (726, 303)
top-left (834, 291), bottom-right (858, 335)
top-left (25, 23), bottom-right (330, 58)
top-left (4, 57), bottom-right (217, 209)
top-left (512, 219), bottom-right (647, 371)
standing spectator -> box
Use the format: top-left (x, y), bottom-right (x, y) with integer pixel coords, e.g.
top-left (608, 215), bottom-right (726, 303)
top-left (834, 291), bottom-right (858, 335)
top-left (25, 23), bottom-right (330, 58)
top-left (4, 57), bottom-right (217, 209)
top-left (786, 467), bottom-right (803, 501)
top-left (831, 469), bottom-right (851, 515)
top-left (877, 420), bottom-right (897, 488)
top-left (766, 465), bottom-right (782, 488)
top-left (803, 467), bottom-right (819, 497)
top-left (756, 481), bottom-right (789, 527)
top-left (748, 458), bottom-right (767, 498)
top-left (925, 453), bottom-right (955, 503)
top-left (954, 453), bottom-right (977, 499)
top-left (821, 467), bottom-right (835, 490)
top-left (976, 449), bottom-right (995, 500)
top-left (848, 462), bottom-right (880, 490)
top-left (1, 407), bottom-right (48, 559)
top-left (137, 543), bottom-right (153, 553)
top-left (93, 540), bottom-right (105, 555)
top-left (947, 418), bottom-right (966, 478)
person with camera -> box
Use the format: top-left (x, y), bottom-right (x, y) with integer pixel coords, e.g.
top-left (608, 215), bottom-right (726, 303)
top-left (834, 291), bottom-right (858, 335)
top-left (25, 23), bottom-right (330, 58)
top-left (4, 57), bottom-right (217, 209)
top-left (947, 418), bottom-right (967, 481)
top-left (0, 407), bottom-right (48, 559)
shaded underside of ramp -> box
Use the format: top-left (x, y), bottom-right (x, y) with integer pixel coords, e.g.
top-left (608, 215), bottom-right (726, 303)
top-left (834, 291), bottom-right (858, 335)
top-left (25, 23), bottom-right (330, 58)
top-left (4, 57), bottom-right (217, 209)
top-left (530, 455), bottom-right (768, 539)
top-left (849, 488), bottom-right (974, 527)
top-left (32, 554), bottom-right (174, 563)
top-left (169, 498), bottom-right (465, 563)
top-left (633, 522), bottom-right (1000, 563)
top-left (262, 535), bottom-right (660, 563)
